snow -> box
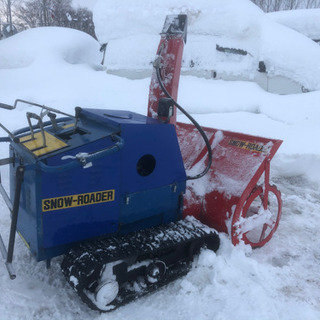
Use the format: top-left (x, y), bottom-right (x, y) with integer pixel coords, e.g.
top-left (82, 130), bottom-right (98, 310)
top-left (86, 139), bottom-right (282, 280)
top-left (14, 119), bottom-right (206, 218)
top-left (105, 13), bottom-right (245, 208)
top-left (93, 0), bottom-right (320, 91)
top-left (0, 27), bottom-right (102, 69)
top-left (0, 0), bottom-right (320, 319)
top-left (268, 8), bottom-right (320, 40)
top-left (72, 0), bottom-right (98, 10)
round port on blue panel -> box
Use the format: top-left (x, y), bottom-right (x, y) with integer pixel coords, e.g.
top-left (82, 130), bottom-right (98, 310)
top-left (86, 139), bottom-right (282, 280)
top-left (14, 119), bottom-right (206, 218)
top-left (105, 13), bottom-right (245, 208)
top-left (137, 154), bottom-right (156, 176)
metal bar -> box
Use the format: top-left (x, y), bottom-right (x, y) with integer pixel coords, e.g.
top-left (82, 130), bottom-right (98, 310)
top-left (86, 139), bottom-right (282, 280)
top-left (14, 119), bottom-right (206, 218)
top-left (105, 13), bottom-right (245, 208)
top-left (0, 169), bottom-right (13, 212)
top-left (6, 166), bottom-right (24, 268)
top-left (26, 113), bottom-right (35, 140)
top-left (0, 155), bottom-right (25, 280)
top-left (263, 158), bottom-right (271, 210)
top-left (0, 137), bottom-right (11, 142)
top-left (0, 123), bottom-right (16, 141)
top-left (0, 181), bottom-right (13, 212)
top-left (0, 234), bottom-right (7, 259)
top-left (14, 99), bottom-right (74, 118)
top-left (0, 235), bottom-right (16, 279)
top-left (1, 99), bottom-right (74, 118)
top-left (13, 117), bottom-right (69, 137)
top-left (26, 112), bottom-right (47, 148)
top-left (38, 117), bottom-right (46, 148)
top-left (48, 112), bottom-right (58, 131)
top-left (5, 262), bottom-right (16, 279)
top-left (0, 103), bottom-right (14, 110)
top-left (0, 157), bottom-right (14, 166)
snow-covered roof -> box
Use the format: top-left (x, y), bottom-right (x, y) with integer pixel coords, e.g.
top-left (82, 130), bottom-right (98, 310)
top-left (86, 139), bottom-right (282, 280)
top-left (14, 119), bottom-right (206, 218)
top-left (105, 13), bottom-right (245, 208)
top-left (0, 27), bottom-right (101, 69)
top-left (93, 0), bottom-right (320, 91)
top-left (268, 9), bottom-right (320, 40)
top-left (93, 0), bottom-right (263, 43)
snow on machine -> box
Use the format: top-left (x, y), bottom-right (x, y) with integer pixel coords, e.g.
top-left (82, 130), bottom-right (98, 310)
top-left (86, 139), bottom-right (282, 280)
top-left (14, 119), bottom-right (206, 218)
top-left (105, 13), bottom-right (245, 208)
top-left (0, 15), bottom-right (282, 312)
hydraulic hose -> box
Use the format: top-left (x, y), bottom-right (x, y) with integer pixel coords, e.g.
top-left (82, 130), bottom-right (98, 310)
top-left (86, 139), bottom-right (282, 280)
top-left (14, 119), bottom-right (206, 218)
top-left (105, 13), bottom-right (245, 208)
top-left (155, 62), bottom-right (212, 180)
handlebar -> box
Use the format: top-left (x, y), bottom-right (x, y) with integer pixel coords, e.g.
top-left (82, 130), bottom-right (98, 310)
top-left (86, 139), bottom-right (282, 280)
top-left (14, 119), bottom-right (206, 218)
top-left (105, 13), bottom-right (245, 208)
top-left (0, 99), bottom-right (74, 118)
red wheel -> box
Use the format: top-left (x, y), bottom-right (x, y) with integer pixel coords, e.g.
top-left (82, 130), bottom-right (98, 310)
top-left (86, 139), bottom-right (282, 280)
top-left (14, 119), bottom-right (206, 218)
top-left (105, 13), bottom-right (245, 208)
top-left (232, 185), bottom-right (282, 248)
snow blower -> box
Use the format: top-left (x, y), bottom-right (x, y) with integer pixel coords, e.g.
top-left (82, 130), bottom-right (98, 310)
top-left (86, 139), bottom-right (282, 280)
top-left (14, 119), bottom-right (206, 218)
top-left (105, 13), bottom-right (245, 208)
top-left (0, 15), bottom-right (282, 312)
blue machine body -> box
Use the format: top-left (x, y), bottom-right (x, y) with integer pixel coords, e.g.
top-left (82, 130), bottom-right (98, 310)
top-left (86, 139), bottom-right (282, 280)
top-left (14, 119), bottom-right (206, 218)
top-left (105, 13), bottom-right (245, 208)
top-left (10, 109), bottom-right (186, 261)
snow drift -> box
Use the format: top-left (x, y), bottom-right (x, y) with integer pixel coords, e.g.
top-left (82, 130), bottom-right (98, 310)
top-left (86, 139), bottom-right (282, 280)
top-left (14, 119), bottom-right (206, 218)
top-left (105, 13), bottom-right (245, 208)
top-left (0, 27), bottom-right (101, 69)
top-left (94, 0), bottom-right (320, 92)
top-left (268, 8), bottom-right (320, 40)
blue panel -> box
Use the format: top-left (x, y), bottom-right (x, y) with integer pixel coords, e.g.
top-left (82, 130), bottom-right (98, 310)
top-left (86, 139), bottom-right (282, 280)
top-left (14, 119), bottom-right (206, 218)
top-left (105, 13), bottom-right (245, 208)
top-left (120, 123), bottom-right (186, 193)
top-left (80, 109), bottom-right (160, 127)
top-left (41, 138), bottom-right (121, 248)
top-left (10, 108), bottom-right (187, 261)
top-left (119, 183), bottom-right (185, 234)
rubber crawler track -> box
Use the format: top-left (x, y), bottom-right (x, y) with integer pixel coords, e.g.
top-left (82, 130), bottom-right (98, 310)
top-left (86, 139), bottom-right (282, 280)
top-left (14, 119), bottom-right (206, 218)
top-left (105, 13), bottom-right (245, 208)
top-left (61, 217), bottom-right (220, 312)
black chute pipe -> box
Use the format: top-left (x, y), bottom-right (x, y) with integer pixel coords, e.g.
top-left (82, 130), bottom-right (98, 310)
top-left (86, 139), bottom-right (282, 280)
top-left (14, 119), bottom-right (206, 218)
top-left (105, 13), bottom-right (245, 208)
top-left (155, 66), bottom-right (213, 180)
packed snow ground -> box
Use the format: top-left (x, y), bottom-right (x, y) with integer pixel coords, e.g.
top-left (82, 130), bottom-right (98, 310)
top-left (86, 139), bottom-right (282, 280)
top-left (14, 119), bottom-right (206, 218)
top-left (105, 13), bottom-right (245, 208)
top-left (0, 1), bottom-right (320, 319)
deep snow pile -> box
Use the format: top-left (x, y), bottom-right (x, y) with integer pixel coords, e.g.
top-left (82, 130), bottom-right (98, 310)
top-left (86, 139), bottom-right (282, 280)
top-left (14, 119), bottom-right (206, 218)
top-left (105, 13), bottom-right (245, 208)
top-left (268, 8), bottom-right (320, 40)
top-left (0, 27), bottom-right (101, 69)
top-left (93, 0), bottom-right (320, 91)
top-left (0, 2), bottom-right (319, 319)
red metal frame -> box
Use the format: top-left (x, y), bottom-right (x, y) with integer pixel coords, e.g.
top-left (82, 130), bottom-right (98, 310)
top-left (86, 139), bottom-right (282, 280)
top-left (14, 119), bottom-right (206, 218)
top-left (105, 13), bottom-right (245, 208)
top-left (148, 34), bottom-right (184, 125)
